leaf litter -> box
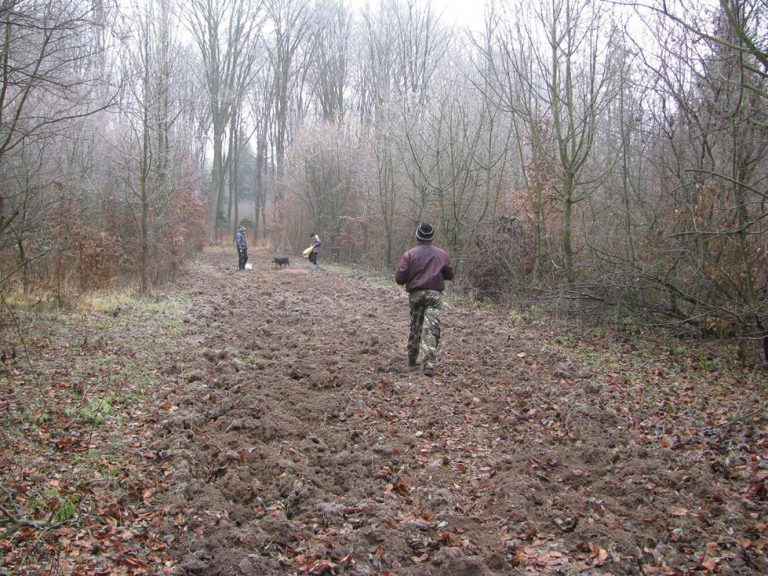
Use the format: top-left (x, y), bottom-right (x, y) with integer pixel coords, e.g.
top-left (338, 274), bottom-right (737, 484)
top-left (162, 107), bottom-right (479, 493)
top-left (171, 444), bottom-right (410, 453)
top-left (1, 247), bottom-right (766, 575)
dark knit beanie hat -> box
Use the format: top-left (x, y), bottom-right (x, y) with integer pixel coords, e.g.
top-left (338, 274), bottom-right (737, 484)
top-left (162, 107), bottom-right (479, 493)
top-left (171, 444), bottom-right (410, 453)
top-left (416, 222), bottom-right (435, 242)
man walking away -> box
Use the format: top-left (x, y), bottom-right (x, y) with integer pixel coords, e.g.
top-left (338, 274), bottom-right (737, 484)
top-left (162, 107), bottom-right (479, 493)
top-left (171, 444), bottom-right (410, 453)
top-left (394, 222), bottom-right (454, 376)
top-left (236, 226), bottom-right (248, 270)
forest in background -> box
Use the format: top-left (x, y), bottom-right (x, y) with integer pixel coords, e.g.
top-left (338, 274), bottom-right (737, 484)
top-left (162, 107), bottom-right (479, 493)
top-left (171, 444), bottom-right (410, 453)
top-left (0, 0), bottom-right (766, 361)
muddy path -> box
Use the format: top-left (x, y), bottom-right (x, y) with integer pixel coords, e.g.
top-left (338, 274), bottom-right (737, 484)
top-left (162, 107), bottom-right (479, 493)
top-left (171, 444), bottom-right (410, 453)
top-left (151, 248), bottom-right (766, 575)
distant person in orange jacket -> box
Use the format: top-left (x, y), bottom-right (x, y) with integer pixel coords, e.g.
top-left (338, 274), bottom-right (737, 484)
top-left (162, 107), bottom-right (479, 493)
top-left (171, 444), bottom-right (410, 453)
top-left (394, 222), bottom-right (454, 376)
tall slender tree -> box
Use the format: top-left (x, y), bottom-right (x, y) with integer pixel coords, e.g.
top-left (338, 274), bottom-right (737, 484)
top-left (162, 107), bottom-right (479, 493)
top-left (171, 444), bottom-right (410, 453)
top-left (183, 0), bottom-right (263, 243)
top-left (264, 0), bottom-right (318, 197)
top-left (310, 0), bottom-right (351, 123)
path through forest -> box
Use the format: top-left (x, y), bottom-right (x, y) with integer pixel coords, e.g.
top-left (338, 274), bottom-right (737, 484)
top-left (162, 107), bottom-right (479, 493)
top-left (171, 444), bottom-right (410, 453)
top-left (154, 249), bottom-right (768, 575)
top-left (2, 248), bottom-right (766, 575)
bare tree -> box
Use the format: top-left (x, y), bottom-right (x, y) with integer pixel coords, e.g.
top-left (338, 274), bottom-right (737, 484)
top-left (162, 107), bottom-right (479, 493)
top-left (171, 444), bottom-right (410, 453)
top-left (119, 0), bottom-right (201, 291)
top-left (479, 0), bottom-right (620, 281)
top-left (356, 0), bottom-right (396, 125)
top-left (0, 0), bottom-right (116, 295)
top-left (246, 64), bottom-right (274, 243)
top-left (309, 0), bottom-right (351, 123)
top-left (471, 7), bottom-right (556, 283)
top-left (358, 0), bottom-right (449, 120)
top-left (263, 0), bottom-right (318, 190)
top-left (400, 76), bottom-right (511, 257)
top-left (183, 0), bottom-right (263, 243)
top-left (285, 123), bottom-right (366, 253)
top-left (628, 0), bottom-right (768, 359)
top-left (357, 0), bottom-right (451, 264)
top-left (369, 117), bottom-right (399, 267)
top-left (390, 0), bottom-right (448, 103)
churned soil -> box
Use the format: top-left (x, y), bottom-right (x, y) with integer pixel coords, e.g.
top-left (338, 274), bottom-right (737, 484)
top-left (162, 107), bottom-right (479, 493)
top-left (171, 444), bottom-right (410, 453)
top-left (152, 248), bottom-right (767, 575)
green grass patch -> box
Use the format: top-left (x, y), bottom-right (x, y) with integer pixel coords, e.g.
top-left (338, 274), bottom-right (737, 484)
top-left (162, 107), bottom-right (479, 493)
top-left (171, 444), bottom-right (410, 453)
top-left (78, 396), bottom-right (114, 425)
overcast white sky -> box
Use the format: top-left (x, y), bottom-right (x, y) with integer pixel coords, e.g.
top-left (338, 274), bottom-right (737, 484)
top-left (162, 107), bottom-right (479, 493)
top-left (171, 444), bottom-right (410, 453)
top-left (429, 0), bottom-right (486, 30)
top-left (349, 0), bottom-right (487, 32)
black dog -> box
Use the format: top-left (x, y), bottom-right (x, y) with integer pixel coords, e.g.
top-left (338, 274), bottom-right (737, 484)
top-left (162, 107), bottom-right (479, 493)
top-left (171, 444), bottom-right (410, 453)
top-left (272, 257), bottom-right (290, 268)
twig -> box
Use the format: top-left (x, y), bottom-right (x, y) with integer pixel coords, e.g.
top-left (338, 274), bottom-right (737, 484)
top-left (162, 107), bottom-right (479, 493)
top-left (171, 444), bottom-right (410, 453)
top-left (1, 484), bottom-right (73, 537)
top-left (714, 406), bottom-right (765, 431)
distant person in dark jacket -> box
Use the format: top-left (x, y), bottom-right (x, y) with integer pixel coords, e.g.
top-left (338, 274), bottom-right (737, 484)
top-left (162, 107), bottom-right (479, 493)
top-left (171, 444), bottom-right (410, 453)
top-left (394, 222), bottom-right (454, 376)
top-left (236, 226), bottom-right (248, 270)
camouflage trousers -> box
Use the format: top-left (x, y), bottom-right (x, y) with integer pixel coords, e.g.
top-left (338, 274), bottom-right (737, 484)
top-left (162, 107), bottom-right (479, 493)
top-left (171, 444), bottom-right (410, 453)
top-left (407, 290), bottom-right (443, 368)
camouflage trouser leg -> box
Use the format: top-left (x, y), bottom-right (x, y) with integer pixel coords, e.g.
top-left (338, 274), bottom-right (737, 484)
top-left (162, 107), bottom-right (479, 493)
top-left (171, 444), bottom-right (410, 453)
top-left (407, 290), bottom-right (443, 368)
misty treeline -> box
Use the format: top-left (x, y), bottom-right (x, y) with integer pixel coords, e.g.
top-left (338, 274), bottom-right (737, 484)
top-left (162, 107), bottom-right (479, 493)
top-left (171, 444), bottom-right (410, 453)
top-left (0, 0), bottom-right (766, 359)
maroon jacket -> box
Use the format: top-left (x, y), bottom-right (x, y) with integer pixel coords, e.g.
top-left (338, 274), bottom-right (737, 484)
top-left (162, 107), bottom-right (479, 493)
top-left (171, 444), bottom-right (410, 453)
top-left (395, 242), bottom-right (454, 293)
